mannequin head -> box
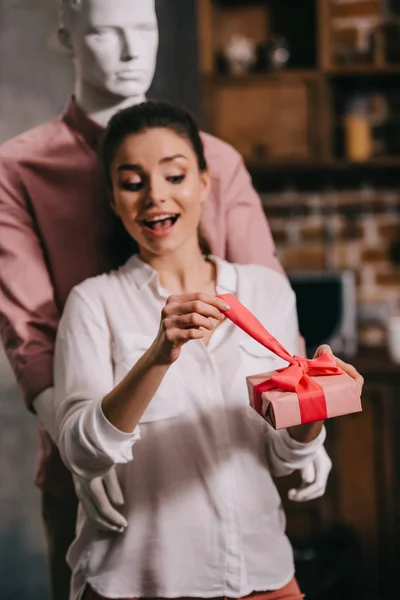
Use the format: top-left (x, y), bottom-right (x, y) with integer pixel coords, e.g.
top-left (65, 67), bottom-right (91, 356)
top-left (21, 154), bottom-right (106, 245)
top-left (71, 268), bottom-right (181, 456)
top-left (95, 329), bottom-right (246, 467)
top-left (59, 0), bottom-right (158, 102)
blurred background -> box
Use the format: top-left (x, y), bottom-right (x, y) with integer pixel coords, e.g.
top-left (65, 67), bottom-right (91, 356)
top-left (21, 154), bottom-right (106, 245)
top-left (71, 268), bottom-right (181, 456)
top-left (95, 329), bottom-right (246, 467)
top-left (1, 0), bottom-right (400, 599)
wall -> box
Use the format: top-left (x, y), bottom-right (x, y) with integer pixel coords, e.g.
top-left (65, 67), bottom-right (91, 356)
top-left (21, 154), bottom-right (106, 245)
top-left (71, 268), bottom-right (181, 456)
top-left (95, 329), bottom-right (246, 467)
top-left (0, 0), bottom-right (74, 142)
top-left (0, 1), bottom-right (199, 598)
top-left (0, 2), bottom-right (73, 597)
top-left (262, 185), bottom-right (400, 347)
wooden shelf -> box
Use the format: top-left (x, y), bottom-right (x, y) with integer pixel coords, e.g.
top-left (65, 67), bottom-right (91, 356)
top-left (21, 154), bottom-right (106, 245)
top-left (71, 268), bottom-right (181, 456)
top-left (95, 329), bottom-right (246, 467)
top-left (247, 155), bottom-right (400, 172)
top-left (324, 65), bottom-right (400, 76)
top-left (206, 65), bottom-right (400, 84)
top-left (208, 69), bottom-right (320, 85)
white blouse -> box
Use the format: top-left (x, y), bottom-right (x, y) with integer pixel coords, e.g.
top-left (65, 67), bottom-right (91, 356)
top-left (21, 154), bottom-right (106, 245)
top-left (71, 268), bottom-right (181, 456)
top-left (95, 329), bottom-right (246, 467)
top-left (54, 256), bottom-right (325, 600)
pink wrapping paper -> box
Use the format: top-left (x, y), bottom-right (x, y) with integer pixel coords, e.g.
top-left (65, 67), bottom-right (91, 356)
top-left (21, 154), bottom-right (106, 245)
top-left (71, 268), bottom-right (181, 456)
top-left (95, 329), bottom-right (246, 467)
top-left (217, 292), bottom-right (362, 430)
top-left (246, 370), bottom-right (362, 429)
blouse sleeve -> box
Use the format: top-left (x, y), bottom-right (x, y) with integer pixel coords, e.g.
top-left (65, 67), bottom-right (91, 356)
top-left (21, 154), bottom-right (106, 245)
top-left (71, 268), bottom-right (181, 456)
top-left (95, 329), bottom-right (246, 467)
top-left (54, 286), bottom-right (140, 480)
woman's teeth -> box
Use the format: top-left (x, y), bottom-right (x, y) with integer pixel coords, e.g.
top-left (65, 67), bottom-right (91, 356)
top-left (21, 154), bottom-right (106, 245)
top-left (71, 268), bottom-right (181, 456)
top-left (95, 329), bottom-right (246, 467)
top-left (142, 214), bottom-right (179, 231)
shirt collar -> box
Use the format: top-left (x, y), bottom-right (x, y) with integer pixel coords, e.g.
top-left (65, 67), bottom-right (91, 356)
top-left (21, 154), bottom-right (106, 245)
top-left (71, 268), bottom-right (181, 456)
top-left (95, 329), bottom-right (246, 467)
top-left (213, 257), bottom-right (237, 295)
top-left (123, 254), bottom-right (238, 296)
top-left (62, 96), bottom-right (104, 151)
top-left (124, 254), bottom-right (158, 290)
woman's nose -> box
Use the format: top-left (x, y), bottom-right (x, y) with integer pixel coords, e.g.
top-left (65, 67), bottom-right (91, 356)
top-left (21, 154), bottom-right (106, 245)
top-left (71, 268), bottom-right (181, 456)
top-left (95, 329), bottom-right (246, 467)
top-left (144, 178), bottom-right (167, 206)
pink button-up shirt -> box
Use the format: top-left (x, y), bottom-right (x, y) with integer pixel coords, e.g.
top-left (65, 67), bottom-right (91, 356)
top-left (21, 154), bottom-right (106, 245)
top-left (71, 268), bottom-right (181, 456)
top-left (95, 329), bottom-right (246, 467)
top-left (0, 97), bottom-right (283, 502)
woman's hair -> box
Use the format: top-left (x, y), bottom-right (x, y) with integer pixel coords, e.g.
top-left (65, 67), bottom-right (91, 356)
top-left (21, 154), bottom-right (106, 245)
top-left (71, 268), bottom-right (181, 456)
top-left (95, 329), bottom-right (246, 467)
top-left (101, 100), bottom-right (208, 185)
top-left (100, 100), bottom-right (211, 256)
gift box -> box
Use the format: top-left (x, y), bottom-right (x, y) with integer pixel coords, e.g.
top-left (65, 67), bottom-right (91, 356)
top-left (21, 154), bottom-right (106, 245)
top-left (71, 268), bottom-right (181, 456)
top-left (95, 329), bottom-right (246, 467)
top-left (217, 293), bottom-right (362, 430)
top-left (246, 370), bottom-right (361, 429)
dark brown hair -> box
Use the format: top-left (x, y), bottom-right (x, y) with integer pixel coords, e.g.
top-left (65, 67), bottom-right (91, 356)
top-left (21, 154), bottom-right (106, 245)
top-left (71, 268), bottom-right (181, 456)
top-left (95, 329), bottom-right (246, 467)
top-left (100, 100), bottom-right (211, 256)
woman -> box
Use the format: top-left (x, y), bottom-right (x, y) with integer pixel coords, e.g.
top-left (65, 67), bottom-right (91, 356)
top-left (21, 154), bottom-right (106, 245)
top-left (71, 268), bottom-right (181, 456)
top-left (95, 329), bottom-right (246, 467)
top-left (53, 101), bottom-right (362, 600)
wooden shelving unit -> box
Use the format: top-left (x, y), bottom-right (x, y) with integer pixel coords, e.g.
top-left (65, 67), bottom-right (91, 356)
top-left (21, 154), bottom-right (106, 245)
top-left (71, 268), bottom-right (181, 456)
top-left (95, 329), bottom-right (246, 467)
top-left (196, 0), bottom-right (400, 172)
top-left (249, 155), bottom-right (400, 171)
top-left (325, 65), bottom-right (400, 75)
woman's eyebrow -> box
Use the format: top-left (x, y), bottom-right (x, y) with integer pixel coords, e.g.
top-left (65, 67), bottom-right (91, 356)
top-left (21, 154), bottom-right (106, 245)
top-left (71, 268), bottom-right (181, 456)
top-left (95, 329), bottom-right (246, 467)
top-left (117, 164), bottom-right (141, 173)
top-left (116, 155), bottom-right (188, 172)
top-left (159, 154), bottom-right (188, 164)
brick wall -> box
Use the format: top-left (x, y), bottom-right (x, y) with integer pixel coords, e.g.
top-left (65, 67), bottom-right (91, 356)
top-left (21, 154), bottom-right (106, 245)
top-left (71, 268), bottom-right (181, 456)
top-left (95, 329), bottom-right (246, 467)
top-left (262, 186), bottom-right (400, 346)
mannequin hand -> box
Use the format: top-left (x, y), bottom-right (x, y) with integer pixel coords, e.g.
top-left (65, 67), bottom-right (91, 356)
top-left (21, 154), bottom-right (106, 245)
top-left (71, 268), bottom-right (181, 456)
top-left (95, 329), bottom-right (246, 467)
top-left (73, 467), bottom-right (127, 533)
top-left (288, 446), bottom-right (332, 502)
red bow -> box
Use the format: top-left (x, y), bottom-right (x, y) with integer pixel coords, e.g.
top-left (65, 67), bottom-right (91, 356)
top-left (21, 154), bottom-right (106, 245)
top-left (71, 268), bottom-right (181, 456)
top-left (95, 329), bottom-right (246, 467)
top-left (218, 293), bottom-right (343, 424)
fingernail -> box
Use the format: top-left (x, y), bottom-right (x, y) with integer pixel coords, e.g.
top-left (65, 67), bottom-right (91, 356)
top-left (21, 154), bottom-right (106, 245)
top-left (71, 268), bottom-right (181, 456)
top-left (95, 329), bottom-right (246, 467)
top-left (221, 303), bottom-right (230, 311)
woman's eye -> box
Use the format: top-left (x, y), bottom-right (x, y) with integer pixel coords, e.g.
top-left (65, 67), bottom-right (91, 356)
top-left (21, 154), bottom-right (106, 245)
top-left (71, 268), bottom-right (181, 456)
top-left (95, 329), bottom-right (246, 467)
top-left (121, 181), bottom-right (143, 192)
top-left (167, 175), bottom-right (185, 184)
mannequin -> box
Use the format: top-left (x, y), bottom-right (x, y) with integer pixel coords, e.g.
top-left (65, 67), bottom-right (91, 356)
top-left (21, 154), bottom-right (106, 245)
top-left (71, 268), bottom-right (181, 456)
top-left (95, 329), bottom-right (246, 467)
top-left (0, 2), bottom-right (331, 599)
top-left (59, 0), bottom-right (158, 126)
top-left (34, 0), bottom-right (162, 535)
top-left (33, 4), bottom-right (159, 430)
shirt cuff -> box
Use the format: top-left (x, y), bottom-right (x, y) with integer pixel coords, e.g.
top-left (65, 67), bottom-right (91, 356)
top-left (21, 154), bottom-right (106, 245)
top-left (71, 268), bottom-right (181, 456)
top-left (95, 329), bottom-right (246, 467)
top-left (281, 425), bottom-right (326, 453)
top-left (87, 400), bottom-right (141, 464)
top-left (267, 425), bottom-right (326, 474)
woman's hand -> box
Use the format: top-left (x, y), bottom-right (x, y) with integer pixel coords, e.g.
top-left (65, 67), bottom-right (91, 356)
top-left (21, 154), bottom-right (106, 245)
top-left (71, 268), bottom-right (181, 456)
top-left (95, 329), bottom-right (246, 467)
top-left (314, 344), bottom-right (364, 393)
top-left (152, 293), bottom-right (230, 365)
top-left (288, 344), bottom-right (364, 444)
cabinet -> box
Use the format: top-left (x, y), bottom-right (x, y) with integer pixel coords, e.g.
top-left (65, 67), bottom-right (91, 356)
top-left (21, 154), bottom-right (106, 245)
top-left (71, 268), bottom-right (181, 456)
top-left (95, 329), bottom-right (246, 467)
top-left (277, 351), bottom-right (400, 599)
top-left (196, 0), bottom-right (400, 171)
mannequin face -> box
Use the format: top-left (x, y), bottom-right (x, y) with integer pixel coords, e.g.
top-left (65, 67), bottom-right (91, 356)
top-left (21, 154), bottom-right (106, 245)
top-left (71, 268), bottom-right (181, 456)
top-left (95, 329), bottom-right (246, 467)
top-left (64, 0), bottom-right (158, 99)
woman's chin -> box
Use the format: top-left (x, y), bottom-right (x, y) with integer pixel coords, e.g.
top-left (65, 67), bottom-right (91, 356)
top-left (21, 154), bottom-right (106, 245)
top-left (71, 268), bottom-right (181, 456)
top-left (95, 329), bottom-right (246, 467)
top-left (140, 236), bottom-right (180, 257)
top-left (134, 221), bottom-right (199, 258)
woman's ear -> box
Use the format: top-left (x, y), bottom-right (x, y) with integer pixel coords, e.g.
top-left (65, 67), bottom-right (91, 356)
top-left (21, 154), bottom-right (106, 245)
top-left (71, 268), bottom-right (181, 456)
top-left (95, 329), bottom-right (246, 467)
top-left (199, 169), bottom-right (211, 206)
top-left (57, 27), bottom-right (74, 56)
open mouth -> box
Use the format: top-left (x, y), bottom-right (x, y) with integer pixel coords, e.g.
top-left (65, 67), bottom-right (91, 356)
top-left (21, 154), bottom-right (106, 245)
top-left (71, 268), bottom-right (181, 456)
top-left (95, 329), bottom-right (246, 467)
top-left (140, 213), bottom-right (180, 233)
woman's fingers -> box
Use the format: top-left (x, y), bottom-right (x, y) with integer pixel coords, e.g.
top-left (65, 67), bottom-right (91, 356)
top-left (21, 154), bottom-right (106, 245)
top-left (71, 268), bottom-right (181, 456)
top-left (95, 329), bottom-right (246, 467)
top-left (163, 301), bottom-right (224, 321)
top-left (164, 327), bottom-right (205, 343)
top-left (164, 293), bottom-right (230, 321)
top-left (313, 343), bottom-right (333, 357)
top-left (334, 356), bottom-right (364, 390)
top-left (164, 313), bottom-right (214, 331)
top-left (314, 344), bottom-right (364, 391)
top-left (156, 294), bottom-right (230, 363)
top-left (167, 292), bottom-right (230, 310)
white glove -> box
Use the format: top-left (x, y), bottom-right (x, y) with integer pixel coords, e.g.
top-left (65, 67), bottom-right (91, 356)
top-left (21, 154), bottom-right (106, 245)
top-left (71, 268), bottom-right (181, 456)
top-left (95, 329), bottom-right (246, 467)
top-left (73, 466), bottom-right (128, 533)
top-left (288, 446), bottom-right (332, 502)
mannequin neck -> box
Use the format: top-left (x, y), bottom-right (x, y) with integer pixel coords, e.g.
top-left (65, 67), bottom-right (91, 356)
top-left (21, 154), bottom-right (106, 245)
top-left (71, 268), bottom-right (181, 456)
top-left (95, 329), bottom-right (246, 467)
top-left (74, 78), bottom-right (147, 128)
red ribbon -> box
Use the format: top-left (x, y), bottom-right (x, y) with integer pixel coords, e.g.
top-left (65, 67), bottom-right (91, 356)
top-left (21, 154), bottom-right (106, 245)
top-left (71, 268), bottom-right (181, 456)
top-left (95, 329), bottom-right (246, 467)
top-left (218, 293), bottom-right (343, 424)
